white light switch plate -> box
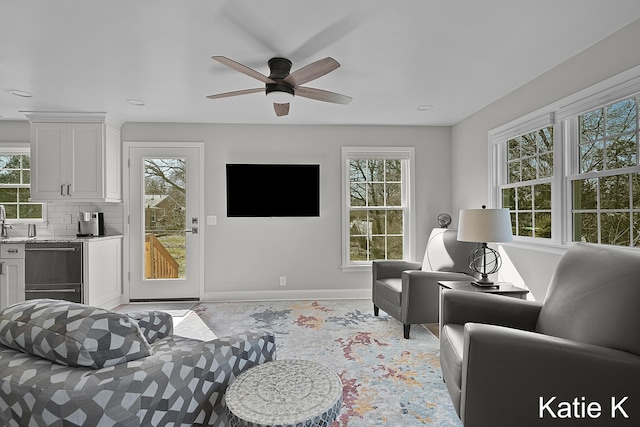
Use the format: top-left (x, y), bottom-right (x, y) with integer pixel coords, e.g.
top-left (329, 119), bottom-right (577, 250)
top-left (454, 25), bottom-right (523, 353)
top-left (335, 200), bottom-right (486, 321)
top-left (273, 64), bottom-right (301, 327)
top-left (207, 215), bottom-right (217, 225)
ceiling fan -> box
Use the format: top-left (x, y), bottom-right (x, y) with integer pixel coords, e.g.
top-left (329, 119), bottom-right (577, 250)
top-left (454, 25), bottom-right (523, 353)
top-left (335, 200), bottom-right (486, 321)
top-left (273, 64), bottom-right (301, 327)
top-left (207, 56), bottom-right (352, 117)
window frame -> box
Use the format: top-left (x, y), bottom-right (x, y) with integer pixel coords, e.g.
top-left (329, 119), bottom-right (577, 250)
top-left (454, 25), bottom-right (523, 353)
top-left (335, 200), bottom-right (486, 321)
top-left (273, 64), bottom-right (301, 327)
top-left (490, 113), bottom-right (561, 246)
top-left (0, 143), bottom-right (47, 223)
top-left (341, 146), bottom-right (415, 271)
top-left (489, 64), bottom-right (640, 249)
top-left (566, 95), bottom-right (640, 246)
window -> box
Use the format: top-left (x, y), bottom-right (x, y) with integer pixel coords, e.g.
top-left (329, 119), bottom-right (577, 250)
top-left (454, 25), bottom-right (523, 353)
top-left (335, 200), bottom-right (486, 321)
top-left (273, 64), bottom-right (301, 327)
top-left (501, 126), bottom-right (554, 238)
top-left (490, 66), bottom-right (640, 248)
top-left (571, 96), bottom-right (640, 246)
top-left (0, 146), bottom-right (44, 221)
top-left (341, 147), bottom-right (414, 269)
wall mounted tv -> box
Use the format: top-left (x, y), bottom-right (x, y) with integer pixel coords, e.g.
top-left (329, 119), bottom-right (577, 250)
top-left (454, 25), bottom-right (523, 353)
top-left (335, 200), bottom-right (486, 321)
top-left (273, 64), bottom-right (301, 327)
top-left (226, 164), bottom-right (320, 217)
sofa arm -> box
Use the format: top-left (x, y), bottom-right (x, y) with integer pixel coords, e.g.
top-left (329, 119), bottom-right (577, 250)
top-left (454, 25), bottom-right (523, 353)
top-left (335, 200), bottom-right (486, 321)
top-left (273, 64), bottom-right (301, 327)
top-left (461, 323), bottom-right (640, 427)
top-left (401, 270), bottom-right (475, 324)
top-left (127, 310), bottom-right (174, 343)
top-left (372, 260), bottom-right (422, 280)
top-left (441, 289), bottom-right (542, 331)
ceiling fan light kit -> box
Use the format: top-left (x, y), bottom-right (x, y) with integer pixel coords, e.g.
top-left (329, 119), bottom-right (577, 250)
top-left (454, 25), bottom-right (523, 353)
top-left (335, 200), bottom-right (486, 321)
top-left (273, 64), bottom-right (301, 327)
top-left (207, 55), bottom-right (352, 117)
top-left (265, 58), bottom-right (296, 103)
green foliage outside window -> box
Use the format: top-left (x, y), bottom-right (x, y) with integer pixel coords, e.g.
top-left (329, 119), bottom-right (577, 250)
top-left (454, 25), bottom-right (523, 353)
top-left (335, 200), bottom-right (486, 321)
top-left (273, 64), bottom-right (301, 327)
top-left (349, 159), bottom-right (403, 261)
top-left (0, 154), bottom-right (42, 220)
top-left (502, 126), bottom-right (554, 238)
top-left (573, 173), bottom-right (640, 246)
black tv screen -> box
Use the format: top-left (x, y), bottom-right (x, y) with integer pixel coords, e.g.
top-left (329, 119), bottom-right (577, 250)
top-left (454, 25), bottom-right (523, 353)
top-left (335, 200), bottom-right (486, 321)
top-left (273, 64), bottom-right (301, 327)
top-left (226, 164), bottom-right (320, 217)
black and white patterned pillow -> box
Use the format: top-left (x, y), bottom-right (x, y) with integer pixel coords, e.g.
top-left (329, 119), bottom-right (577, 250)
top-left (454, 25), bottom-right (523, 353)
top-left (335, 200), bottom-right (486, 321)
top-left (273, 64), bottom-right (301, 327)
top-left (0, 299), bottom-right (152, 369)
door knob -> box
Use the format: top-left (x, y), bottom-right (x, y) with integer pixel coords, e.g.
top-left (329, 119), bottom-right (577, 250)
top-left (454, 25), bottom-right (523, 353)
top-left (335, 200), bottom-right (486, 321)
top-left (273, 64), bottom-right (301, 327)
top-left (184, 227), bottom-right (198, 234)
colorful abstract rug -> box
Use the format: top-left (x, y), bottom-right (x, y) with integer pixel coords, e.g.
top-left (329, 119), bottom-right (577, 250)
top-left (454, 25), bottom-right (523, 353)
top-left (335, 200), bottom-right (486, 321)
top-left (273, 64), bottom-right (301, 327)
top-left (192, 299), bottom-right (462, 427)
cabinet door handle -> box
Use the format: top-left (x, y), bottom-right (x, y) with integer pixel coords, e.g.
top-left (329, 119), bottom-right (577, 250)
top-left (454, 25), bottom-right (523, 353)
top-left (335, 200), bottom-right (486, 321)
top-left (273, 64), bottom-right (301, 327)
top-left (67, 184), bottom-right (71, 196)
top-left (61, 184), bottom-right (65, 196)
top-left (7, 249), bottom-right (18, 254)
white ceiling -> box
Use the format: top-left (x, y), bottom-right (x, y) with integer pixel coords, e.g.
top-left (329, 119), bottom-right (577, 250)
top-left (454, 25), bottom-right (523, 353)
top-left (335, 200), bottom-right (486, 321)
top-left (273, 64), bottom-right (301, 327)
top-left (2, 1), bottom-right (640, 126)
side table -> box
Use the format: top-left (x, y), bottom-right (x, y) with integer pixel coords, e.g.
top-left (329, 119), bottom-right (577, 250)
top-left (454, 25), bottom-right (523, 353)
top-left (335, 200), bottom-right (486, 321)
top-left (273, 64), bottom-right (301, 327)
top-left (437, 281), bottom-right (529, 336)
top-left (225, 359), bottom-right (343, 427)
top-left (438, 280), bottom-right (529, 299)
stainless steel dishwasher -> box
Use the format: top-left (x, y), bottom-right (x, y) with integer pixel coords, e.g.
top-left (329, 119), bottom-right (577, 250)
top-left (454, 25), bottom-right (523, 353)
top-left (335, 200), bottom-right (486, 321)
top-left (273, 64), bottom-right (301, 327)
top-left (24, 242), bottom-right (83, 303)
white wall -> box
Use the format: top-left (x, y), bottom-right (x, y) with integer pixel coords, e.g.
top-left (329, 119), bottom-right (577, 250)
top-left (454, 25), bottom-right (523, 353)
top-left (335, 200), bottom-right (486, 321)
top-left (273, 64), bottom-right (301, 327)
top-left (451, 18), bottom-right (640, 300)
top-left (122, 123), bottom-right (452, 300)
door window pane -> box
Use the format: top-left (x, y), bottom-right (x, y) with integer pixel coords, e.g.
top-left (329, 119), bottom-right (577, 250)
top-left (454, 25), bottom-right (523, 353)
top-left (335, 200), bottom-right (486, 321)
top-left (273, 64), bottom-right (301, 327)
top-left (144, 158), bottom-right (187, 279)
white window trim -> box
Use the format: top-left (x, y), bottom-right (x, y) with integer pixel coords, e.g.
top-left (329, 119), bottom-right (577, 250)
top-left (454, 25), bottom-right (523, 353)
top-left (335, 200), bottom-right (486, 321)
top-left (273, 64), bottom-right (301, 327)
top-left (489, 64), bottom-right (640, 250)
top-left (341, 146), bottom-right (415, 272)
top-left (0, 142), bottom-right (48, 224)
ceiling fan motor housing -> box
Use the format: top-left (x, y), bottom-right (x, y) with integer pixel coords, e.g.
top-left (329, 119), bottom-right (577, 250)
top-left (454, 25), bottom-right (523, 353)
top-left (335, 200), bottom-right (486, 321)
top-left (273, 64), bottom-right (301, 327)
top-left (266, 57), bottom-right (295, 97)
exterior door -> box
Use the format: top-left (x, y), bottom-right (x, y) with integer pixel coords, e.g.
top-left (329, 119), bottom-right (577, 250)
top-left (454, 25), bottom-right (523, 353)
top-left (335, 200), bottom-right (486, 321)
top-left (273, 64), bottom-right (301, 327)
top-left (127, 144), bottom-right (203, 301)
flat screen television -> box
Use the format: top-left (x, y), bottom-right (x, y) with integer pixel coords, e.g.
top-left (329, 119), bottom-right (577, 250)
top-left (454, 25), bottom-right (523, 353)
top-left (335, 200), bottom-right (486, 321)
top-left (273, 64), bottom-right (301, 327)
top-left (226, 164), bottom-right (320, 217)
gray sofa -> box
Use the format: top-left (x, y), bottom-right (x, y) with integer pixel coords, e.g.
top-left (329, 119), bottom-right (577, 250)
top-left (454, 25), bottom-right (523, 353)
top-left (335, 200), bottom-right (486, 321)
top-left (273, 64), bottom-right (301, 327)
top-left (372, 228), bottom-right (476, 338)
top-left (0, 299), bottom-right (276, 426)
top-left (440, 243), bottom-right (640, 426)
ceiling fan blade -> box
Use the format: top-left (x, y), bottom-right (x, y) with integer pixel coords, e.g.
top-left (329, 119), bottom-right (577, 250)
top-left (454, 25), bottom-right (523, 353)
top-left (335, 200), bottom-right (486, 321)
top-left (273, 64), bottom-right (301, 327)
top-left (290, 16), bottom-right (361, 62)
top-left (295, 86), bottom-right (352, 105)
top-left (273, 103), bottom-right (290, 117)
top-left (206, 88), bottom-right (264, 100)
top-left (284, 57), bottom-right (340, 87)
top-left (212, 56), bottom-right (275, 84)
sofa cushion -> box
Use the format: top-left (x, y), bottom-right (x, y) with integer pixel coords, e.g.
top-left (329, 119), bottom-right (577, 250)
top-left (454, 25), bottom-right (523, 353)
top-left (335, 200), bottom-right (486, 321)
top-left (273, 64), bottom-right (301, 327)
top-left (374, 278), bottom-right (402, 306)
top-left (0, 299), bottom-right (152, 369)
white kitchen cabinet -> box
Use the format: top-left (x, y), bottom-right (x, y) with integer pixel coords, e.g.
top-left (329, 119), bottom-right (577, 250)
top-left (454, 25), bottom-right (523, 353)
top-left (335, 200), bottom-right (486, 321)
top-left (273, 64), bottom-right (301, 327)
top-left (84, 237), bottom-right (122, 309)
top-left (28, 113), bottom-right (122, 202)
top-left (0, 244), bottom-right (25, 310)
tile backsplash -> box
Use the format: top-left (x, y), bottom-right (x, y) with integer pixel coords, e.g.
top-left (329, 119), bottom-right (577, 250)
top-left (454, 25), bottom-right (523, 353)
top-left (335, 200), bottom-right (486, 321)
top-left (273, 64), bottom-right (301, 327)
top-left (7, 201), bottom-right (124, 238)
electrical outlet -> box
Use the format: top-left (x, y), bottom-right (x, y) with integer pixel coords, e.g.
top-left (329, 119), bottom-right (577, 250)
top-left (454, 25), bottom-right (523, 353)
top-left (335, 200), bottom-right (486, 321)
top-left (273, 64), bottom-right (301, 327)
top-left (207, 215), bottom-right (217, 225)
top-left (62, 214), bottom-right (72, 224)
top-left (279, 276), bottom-right (286, 287)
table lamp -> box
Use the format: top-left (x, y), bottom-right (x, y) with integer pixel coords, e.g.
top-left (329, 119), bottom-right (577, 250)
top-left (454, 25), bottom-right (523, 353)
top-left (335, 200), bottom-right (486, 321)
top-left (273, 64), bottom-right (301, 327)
top-left (457, 205), bottom-right (513, 287)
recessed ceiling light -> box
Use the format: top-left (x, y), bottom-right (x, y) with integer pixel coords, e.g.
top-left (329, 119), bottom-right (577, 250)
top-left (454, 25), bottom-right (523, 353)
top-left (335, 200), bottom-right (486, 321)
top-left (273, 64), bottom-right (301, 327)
top-left (127, 98), bottom-right (145, 106)
top-left (417, 104), bottom-right (434, 111)
top-left (8, 89), bottom-right (32, 98)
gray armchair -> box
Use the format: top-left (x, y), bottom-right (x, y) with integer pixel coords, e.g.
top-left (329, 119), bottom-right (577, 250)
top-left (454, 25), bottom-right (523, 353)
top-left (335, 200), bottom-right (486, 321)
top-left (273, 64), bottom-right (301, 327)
top-left (372, 228), bottom-right (477, 338)
top-left (440, 243), bottom-right (640, 427)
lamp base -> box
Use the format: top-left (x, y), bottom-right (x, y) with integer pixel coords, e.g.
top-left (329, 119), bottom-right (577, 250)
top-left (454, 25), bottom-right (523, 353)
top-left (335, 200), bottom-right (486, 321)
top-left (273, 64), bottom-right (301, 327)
top-left (468, 244), bottom-right (502, 288)
top-left (471, 279), bottom-right (498, 288)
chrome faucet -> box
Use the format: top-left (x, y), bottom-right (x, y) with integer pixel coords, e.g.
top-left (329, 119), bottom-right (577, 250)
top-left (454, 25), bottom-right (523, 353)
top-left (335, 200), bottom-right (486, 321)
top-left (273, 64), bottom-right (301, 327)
top-left (0, 205), bottom-right (10, 238)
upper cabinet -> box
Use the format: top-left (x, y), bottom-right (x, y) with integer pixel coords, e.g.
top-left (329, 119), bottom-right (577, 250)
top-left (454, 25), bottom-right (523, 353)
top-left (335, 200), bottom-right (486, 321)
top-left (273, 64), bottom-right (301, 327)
top-left (27, 113), bottom-right (122, 202)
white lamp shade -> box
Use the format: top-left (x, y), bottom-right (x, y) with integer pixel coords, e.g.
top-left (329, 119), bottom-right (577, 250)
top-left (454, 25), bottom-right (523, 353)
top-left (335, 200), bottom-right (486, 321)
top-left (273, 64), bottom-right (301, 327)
top-left (457, 208), bottom-right (513, 243)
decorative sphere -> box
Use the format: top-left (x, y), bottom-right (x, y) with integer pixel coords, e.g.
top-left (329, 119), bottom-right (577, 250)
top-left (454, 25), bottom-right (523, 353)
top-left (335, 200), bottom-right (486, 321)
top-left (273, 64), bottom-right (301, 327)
top-left (437, 213), bottom-right (452, 228)
top-left (468, 246), bottom-right (502, 275)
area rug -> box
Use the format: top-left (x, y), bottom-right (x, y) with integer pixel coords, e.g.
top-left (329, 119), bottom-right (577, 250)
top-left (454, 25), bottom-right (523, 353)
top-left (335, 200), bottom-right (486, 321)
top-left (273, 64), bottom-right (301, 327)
top-left (192, 299), bottom-right (462, 427)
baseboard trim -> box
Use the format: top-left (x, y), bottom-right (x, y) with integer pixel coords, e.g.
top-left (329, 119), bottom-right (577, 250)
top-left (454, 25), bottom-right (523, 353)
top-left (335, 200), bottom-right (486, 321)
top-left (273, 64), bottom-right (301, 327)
top-left (95, 295), bottom-right (124, 310)
top-left (203, 288), bottom-right (372, 302)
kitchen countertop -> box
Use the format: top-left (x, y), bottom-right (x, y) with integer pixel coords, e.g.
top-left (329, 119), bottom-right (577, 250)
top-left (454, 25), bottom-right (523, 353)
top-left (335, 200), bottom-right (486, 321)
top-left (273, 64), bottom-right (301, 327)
top-left (0, 235), bottom-right (123, 244)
